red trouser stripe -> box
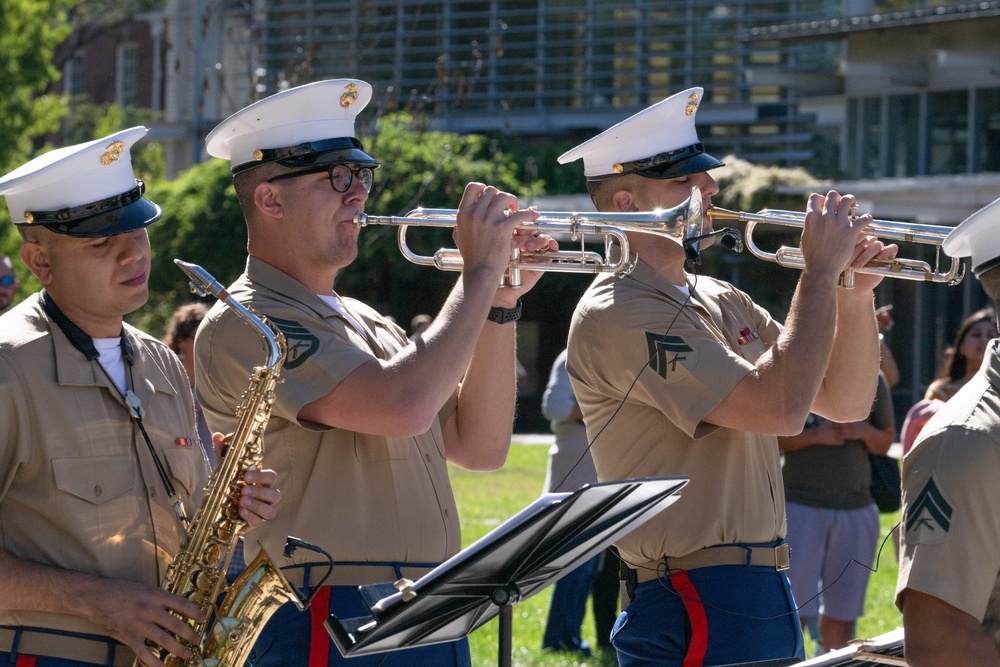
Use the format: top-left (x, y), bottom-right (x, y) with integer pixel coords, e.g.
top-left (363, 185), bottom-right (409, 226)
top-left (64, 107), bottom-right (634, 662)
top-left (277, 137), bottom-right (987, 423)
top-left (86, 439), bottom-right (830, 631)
top-left (670, 570), bottom-right (708, 667)
top-left (15, 656), bottom-right (37, 667)
top-left (309, 585), bottom-right (332, 667)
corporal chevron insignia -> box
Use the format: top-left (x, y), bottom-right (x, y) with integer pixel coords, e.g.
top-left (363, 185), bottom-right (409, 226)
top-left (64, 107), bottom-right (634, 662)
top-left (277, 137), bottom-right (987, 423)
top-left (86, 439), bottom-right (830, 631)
top-left (266, 315), bottom-right (320, 369)
top-left (905, 476), bottom-right (954, 543)
top-left (645, 332), bottom-right (696, 381)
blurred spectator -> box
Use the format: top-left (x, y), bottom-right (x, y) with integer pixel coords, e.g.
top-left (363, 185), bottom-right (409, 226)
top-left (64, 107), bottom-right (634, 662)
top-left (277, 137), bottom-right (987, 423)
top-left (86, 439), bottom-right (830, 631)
top-left (540, 349), bottom-right (600, 657)
top-left (163, 302), bottom-right (215, 464)
top-left (875, 304), bottom-right (900, 388)
top-left (778, 372), bottom-right (895, 653)
top-left (0, 254), bottom-right (18, 315)
top-left (901, 308), bottom-right (997, 454)
top-left (410, 313), bottom-right (432, 339)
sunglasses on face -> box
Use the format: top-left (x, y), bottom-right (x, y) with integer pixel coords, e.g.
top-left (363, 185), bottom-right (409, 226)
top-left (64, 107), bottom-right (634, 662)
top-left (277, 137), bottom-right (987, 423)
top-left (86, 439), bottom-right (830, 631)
top-left (266, 164), bottom-right (375, 193)
top-left (1, 275), bottom-right (14, 288)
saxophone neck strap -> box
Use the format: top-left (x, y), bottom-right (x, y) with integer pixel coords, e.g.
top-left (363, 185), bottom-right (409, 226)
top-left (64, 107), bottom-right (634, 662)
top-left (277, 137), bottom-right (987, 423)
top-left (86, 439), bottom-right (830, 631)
top-left (41, 290), bottom-right (190, 529)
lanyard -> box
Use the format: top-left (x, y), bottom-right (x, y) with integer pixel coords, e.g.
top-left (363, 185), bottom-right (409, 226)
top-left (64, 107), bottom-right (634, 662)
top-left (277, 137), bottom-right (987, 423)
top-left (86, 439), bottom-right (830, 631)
top-left (40, 291), bottom-right (191, 529)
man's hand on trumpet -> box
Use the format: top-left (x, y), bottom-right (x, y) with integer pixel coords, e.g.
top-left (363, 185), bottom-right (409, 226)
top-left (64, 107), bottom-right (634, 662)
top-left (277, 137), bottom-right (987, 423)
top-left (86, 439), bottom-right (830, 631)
top-left (801, 190), bottom-right (899, 292)
top-left (452, 182), bottom-right (556, 305)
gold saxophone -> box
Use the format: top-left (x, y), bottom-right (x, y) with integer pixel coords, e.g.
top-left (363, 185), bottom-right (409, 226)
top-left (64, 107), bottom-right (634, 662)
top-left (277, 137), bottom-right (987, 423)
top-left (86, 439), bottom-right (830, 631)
top-left (136, 260), bottom-right (320, 667)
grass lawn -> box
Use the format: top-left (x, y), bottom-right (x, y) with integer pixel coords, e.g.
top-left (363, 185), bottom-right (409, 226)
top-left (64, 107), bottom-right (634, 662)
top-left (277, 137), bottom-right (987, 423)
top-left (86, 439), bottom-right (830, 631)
top-left (450, 441), bottom-right (904, 666)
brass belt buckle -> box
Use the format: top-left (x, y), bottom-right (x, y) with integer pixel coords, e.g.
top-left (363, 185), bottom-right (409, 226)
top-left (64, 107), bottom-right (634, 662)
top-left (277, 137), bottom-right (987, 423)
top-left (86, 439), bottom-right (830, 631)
top-left (775, 543), bottom-right (791, 571)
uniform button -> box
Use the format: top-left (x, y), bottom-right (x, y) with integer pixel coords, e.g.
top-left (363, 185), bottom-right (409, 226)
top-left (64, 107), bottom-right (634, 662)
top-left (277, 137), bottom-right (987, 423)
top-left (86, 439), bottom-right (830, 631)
top-left (150, 488), bottom-right (157, 498)
top-left (425, 453), bottom-right (432, 462)
top-left (94, 485), bottom-right (103, 497)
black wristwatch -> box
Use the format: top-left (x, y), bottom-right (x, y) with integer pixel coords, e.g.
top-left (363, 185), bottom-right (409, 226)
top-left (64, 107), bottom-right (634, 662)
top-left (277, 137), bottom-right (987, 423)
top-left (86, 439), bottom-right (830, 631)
top-left (487, 299), bottom-right (522, 324)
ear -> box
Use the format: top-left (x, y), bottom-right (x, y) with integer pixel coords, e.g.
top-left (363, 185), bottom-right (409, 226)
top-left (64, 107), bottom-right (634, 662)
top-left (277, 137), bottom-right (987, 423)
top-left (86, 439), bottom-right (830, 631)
top-left (20, 238), bottom-right (54, 286)
top-left (253, 181), bottom-right (284, 220)
top-left (611, 188), bottom-right (638, 213)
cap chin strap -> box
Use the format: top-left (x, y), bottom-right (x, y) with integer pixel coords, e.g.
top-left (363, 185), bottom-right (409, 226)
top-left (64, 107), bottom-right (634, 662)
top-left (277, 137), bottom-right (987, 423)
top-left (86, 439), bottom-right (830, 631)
top-left (20, 181), bottom-right (144, 227)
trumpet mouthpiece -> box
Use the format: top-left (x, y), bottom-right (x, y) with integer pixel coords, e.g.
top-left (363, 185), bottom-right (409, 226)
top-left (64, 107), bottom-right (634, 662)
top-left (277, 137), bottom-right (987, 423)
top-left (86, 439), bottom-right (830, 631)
top-left (353, 212), bottom-right (368, 229)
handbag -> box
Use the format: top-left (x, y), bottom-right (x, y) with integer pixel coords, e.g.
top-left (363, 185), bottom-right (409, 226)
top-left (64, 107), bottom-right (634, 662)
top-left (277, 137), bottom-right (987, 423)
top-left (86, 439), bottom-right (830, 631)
top-left (869, 453), bottom-right (901, 513)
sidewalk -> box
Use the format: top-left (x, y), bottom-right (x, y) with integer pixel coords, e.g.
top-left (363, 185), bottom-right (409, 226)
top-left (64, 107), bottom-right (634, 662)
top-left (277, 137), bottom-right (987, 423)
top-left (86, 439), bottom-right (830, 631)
top-left (512, 433), bottom-right (555, 446)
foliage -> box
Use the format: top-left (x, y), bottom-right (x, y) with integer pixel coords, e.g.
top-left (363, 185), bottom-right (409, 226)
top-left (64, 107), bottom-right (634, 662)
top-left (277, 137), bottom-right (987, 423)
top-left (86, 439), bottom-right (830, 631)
top-left (0, 0), bottom-right (75, 173)
top-left (135, 159), bottom-right (244, 335)
top-left (0, 0), bottom-right (79, 295)
top-left (60, 100), bottom-right (165, 182)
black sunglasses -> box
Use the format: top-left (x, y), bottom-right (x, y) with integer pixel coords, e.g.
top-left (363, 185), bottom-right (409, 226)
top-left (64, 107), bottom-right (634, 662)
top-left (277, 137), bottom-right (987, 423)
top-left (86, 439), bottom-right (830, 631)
top-left (266, 164), bottom-right (375, 193)
top-left (1, 275), bottom-right (14, 288)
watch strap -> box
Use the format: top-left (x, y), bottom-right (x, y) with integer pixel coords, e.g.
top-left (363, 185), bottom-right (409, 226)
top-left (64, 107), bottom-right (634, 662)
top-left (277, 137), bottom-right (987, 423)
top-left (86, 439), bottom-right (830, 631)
top-left (487, 299), bottom-right (522, 324)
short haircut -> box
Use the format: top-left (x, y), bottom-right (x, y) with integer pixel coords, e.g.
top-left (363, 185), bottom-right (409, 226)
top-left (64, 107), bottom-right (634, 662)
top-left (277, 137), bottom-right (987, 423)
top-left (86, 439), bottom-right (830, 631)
top-left (163, 302), bottom-right (211, 353)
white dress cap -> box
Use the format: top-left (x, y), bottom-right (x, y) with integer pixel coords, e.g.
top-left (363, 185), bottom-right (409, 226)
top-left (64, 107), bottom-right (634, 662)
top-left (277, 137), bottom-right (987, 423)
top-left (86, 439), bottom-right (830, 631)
top-left (0, 126), bottom-right (160, 237)
top-left (206, 79), bottom-right (378, 173)
top-left (557, 87), bottom-right (723, 181)
top-left (943, 197), bottom-right (1000, 277)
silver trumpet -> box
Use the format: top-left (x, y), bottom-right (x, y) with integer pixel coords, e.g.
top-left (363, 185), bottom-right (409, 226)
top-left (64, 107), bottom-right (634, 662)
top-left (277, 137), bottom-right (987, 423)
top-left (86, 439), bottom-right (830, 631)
top-left (707, 204), bottom-right (965, 288)
top-left (353, 189), bottom-right (706, 288)
top-left (354, 185), bottom-right (964, 289)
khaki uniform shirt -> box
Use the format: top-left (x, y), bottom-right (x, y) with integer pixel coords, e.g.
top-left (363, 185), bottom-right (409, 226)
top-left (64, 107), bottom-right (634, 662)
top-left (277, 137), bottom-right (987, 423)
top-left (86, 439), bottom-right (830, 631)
top-left (567, 259), bottom-right (783, 566)
top-left (0, 293), bottom-right (208, 637)
top-left (896, 339), bottom-right (1000, 646)
top-left (195, 258), bottom-right (460, 574)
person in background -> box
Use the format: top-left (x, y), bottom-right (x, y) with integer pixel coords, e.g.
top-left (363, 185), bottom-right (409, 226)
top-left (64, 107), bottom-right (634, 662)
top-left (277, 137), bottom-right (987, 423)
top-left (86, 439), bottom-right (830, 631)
top-left (410, 313), bottom-right (433, 339)
top-left (163, 302), bottom-right (215, 466)
top-left (0, 255), bottom-right (19, 315)
top-left (540, 348), bottom-right (600, 657)
top-left (897, 196), bottom-right (1000, 666)
top-left (778, 372), bottom-right (895, 654)
top-left (0, 127), bottom-right (279, 667)
top-left (194, 78), bottom-right (555, 666)
top-left (900, 307), bottom-right (997, 454)
top-left (560, 86), bottom-right (895, 667)
top-left (876, 304), bottom-right (900, 388)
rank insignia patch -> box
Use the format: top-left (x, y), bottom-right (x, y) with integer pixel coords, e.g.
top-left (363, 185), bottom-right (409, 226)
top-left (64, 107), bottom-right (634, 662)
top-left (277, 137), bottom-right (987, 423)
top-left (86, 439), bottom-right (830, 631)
top-left (267, 315), bottom-right (321, 369)
top-left (645, 332), bottom-right (696, 382)
top-left (905, 476), bottom-right (954, 544)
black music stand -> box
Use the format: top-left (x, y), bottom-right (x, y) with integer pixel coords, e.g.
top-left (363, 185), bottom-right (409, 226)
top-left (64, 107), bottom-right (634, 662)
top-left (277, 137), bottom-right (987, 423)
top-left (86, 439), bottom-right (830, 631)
top-left (325, 476), bottom-right (688, 667)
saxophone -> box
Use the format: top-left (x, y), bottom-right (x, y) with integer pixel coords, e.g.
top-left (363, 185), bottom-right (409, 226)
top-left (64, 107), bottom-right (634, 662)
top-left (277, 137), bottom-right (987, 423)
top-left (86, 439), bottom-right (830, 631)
top-left (136, 260), bottom-right (314, 667)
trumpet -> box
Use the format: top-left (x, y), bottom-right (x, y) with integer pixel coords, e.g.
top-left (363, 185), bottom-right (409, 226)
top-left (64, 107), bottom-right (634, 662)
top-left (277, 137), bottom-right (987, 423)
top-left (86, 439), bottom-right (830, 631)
top-left (353, 192), bottom-right (706, 287)
top-left (354, 185), bottom-right (964, 289)
top-left (706, 204), bottom-right (965, 288)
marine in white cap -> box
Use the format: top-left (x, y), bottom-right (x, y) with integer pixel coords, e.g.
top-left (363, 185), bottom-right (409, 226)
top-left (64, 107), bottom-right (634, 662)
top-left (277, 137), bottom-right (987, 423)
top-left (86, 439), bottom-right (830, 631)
top-left (0, 128), bottom-right (281, 667)
top-left (560, 87), bottom-right (899, 666)
top-left (193, 78), bottom-right (555, 667)
top-left (897, 197), bottom-right (1000, 667)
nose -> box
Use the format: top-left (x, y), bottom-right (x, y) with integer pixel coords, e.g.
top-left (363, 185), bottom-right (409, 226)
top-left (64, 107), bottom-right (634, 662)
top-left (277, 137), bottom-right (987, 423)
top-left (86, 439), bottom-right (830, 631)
top-left (693, 171), bottom-right (720, 199)
top-left (117, 229), bottom-right (149, 264)
top-left (344, 174), bottom-right (370, 204)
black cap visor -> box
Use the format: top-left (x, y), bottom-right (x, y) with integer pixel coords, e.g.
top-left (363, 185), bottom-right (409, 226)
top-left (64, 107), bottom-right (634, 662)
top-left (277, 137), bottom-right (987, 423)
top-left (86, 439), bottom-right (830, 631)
top-left (233, 137), bottom-right (380, 175)
top-left (16, 181), bottom-right (162, 238)
top-left (589, 143), bottom-right (725, 181)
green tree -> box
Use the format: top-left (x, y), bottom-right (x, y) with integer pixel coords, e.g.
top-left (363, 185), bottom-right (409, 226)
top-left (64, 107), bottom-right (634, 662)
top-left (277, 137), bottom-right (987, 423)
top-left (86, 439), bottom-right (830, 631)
top-left (0, 0), bottom-right (78, 297)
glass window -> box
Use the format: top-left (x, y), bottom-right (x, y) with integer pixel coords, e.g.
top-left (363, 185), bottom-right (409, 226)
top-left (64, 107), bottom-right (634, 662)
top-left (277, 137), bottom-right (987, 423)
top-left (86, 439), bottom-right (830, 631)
top-left (927, 90), bottom-right (968, 175)
top-left (886, 94), bottom-right (919, 177)
top-left (64, 52), bottom-right (85, 96)
top-left (861, 96), bottom-right (882, 179)
top-left (115, 43), bottom-right (138, 107)
top-left (975, 88), bottom-right (1000, 173)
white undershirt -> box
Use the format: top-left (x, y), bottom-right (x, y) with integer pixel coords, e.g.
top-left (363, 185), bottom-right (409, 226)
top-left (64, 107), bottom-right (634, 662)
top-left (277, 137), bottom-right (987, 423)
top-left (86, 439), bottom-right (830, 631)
top-left (317, 293), bottom-right (366, 335)
top-left (94, 337), bottom-right (127, 393)
top-left (674, 282), bottom-right (691, 297)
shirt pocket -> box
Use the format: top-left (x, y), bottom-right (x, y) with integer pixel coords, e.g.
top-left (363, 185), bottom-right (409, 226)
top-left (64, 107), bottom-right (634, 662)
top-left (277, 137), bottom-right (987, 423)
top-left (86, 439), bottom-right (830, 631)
top-left (52, 455), bottom-right (134, 505)
top-left (51, 455), bottom-right (138, 574)
top-left (163, 446), bottom-right (208, 499)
